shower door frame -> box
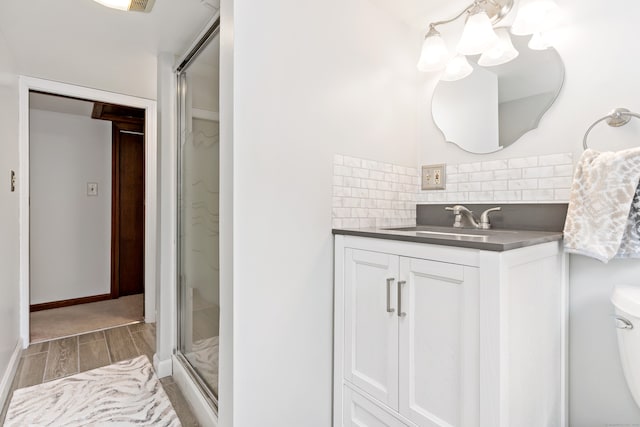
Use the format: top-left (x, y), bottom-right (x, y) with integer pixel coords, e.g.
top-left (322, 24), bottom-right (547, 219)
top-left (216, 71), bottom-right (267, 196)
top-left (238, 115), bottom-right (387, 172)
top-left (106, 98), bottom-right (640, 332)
top-left (174, 15), bottom-right (221, 413)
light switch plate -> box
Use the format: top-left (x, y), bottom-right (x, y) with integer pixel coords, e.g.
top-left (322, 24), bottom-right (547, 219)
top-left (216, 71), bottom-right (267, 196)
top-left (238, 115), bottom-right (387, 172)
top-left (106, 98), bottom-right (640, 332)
top-left (87, 182), bottom-right (98, 196)
top-left (422, 164), bottom-right (446, 190)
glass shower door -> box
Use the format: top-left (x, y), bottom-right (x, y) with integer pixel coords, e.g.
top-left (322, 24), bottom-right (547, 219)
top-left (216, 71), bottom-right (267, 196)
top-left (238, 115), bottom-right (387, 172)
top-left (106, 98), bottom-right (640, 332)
top-left (176, 20), bottom-right (220, 407)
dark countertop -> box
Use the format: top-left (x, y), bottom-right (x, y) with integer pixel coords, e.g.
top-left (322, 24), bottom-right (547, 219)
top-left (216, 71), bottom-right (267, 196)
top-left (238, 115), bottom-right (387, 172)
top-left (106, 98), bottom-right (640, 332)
top-left (332, 225), bottom-right (563, 252)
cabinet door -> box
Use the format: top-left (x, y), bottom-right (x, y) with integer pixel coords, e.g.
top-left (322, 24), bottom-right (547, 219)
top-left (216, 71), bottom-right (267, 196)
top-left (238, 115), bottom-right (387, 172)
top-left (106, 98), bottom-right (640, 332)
top-left (344, 248), bottom-right (399, 410)
top-left (344, 386), bottom-right (411, 427)
top-left (398, 257), bottom-right (480, 427)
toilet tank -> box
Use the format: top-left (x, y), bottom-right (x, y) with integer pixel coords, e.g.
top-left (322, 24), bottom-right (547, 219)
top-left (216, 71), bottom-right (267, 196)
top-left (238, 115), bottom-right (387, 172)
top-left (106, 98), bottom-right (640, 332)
top-left (612, 284), bottom-right (640, 408)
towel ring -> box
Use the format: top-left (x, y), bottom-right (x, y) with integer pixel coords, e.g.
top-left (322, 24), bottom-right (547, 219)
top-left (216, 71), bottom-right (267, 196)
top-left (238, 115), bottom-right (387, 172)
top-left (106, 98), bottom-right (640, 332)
top-left (583, 108), bottom-right (640, 150)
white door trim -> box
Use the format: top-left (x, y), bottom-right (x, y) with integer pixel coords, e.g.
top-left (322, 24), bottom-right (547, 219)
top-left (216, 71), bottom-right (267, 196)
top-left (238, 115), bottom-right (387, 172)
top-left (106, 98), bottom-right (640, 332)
top-left (18, 76), bottom-right (158, 346)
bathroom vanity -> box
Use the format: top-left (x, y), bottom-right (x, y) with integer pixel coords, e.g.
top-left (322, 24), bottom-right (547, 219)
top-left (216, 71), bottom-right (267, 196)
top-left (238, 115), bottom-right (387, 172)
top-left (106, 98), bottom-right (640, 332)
top-left (332, 222), bottom-right (567, 427)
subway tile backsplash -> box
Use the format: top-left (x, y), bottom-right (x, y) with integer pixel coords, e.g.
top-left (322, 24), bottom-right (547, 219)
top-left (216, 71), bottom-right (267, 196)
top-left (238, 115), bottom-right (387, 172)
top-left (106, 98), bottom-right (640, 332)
top-left (332, 153), bottom-right (574, 228)
top-left (332, 155), bottom-right (419, 229)
top-left (417, 153), bottom-right (574, 204)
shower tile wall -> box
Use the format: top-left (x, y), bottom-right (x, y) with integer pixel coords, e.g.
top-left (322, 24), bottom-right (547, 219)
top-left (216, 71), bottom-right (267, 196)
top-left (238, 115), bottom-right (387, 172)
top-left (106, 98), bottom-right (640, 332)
top-left (332, 152), bottom-right (574, 227)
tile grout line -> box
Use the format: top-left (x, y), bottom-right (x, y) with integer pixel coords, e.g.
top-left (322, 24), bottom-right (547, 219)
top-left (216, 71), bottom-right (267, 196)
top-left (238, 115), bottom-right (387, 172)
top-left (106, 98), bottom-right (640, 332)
top-left (127, 326), bottom-right (142, 358)
top-left (103, 330), bottom-right (112, 365)
top-left (105, 330), bottom-right (115, 363)
top-left (41, 343), bottom-right (51, 385)
top-left (22, 350), bottom-right (49, 357)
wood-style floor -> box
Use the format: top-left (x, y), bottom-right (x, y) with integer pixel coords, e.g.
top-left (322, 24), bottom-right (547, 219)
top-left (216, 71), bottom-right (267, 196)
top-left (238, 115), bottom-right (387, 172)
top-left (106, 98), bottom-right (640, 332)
top-left (0, 323), bottom-right (200, 426)
top-left (30, 294), bottom-right (144, 343)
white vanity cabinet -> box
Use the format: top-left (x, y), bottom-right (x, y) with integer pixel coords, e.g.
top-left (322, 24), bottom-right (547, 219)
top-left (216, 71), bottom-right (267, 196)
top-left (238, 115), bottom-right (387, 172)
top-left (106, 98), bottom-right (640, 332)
top-left (333, 234), bottom-right (567, 427)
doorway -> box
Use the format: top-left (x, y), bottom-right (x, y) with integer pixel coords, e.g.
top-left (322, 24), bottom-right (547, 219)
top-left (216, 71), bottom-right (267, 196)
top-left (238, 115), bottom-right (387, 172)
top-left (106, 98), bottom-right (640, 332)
top-left (18, 77), bottom-right (158, 346)
top-left (28, 92), bottom-right (146, 342)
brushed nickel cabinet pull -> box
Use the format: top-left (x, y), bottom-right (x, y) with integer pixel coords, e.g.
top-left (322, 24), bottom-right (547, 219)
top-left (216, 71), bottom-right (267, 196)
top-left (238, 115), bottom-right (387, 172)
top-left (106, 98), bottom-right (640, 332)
top-left (386, 278), bottom-right (395, 313)
top-left (397, 280), bottom-right (406, 318)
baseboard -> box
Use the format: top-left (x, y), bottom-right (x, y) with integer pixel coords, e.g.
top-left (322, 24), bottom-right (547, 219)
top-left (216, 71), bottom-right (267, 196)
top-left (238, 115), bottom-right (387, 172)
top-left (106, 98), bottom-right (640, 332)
top-left (153, 354), bottom-right (173, 379)
top-left (172, 355), bottom-right (217, 426)
top-left (0, 339), bottom-right (23, 416)
top-left (30, 293), bottom-right (112, 312)
top-left (144, 308), bottom-right (156, 324)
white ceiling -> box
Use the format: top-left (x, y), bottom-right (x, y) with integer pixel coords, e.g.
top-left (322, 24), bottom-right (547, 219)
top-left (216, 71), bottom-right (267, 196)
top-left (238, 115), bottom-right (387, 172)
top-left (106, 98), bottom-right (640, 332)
top-left (30, 92), bottom-right (94, 117)
top-left (0, 0), bottom-right (218, 97)
top-left (0, 0), bottom-right (216, 56)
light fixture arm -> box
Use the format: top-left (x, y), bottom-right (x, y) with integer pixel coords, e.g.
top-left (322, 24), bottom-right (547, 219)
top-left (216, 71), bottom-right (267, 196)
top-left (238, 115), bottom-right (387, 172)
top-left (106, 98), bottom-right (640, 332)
top-left (427, 2), bottom-right (478, 32)
top-left (424, 0), bottom-right (513, 34)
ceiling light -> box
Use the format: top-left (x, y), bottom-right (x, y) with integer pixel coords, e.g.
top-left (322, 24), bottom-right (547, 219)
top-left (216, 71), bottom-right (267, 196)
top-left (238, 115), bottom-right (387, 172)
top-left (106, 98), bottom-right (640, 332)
top-left (478, 28), bottom-right (519, 66)
top-left (417, 26), bottom-right (450, 72)
top-left (441, 55), bottom-right (474, 82)
top-left (457, 7), bottom-right (500, 56)
top-left (92, 0), bottom-right (156, 12)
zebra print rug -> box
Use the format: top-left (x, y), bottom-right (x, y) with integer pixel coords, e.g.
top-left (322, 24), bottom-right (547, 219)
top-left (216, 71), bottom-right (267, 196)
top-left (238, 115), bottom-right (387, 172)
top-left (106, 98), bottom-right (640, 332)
top-left (5, 355), bottom-right (180, 426)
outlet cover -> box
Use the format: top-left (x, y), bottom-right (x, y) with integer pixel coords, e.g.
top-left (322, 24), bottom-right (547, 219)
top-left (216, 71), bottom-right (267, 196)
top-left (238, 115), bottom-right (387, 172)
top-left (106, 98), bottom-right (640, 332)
top-left (422, 164), bottom-right (446, 190)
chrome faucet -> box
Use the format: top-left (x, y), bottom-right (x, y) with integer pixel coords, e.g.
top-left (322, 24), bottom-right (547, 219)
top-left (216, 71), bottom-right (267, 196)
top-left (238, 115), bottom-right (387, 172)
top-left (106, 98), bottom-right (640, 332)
top-left (445, 205), bottom-right (501, 229)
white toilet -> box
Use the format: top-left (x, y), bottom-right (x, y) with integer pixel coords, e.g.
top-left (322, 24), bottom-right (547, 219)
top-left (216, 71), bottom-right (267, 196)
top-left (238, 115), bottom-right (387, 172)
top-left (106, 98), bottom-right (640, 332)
top-left (612, 284), bottom-right (640, 407)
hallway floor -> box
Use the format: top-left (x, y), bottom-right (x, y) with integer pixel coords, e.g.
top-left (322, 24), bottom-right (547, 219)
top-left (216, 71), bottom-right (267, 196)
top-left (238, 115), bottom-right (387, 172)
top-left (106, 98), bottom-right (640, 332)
top-left (30, 294), bottom-right (144, 342)
top-left (1, 323), bottom-right (200, 426)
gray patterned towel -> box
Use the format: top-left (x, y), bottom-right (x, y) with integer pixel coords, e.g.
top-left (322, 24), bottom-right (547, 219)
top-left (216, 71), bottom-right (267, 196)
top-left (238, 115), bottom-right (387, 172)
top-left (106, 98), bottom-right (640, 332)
top-left (563, 148), bottom-right (640, 263)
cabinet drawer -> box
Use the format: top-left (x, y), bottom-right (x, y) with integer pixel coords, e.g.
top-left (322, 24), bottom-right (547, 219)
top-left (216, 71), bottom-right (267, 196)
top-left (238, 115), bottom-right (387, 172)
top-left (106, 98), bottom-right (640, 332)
top-left (343, 385), bottom-right (413, 427)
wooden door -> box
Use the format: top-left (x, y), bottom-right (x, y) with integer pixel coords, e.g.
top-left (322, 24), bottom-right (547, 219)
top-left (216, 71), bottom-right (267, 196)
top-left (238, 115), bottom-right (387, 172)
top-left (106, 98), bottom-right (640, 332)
top-left (344, 248), bottom-right (399, 411)
top-left (398, 257), bottom-right (480, 427)
top-left (112, 122), bottom-right (145, 297)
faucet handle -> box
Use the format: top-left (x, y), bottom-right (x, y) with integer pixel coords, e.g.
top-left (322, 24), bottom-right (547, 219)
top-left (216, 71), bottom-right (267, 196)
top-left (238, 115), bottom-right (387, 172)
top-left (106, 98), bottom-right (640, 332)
top-left (445, 205), bottom-right (471, 214)
top-left (479, 207), bottom-right (501, 229)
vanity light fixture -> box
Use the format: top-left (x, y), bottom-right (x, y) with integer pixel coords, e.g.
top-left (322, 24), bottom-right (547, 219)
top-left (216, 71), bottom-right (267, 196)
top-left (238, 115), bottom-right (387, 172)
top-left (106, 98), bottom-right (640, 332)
top-left (510, 0), bottom-right (560, 35)
top-left (456, 4), bottom-right (499, 56)
top-left (441, 55), bottom-right (474, 82)
top-left (417, 26), bottom-right (450, 72)
top-left (92, 0), bottom-right (156, 12)
top-left (478, 27), bottom-right (519, 66)
top-left (417, 0), bottom-right (559, 81)
top-left (528, 32), bottom-right (549, 50)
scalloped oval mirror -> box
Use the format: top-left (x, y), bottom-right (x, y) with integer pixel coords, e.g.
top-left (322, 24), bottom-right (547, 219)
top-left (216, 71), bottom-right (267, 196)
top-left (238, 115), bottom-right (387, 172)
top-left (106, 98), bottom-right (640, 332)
top-left (432, 34), bottom-right (565, 154)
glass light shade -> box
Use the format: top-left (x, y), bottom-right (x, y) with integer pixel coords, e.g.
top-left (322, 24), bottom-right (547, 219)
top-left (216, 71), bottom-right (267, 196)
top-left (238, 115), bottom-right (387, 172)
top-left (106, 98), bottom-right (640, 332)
top-left (93, 0), bottom-right (131, 10)
top-left (417, 33), bottom-right (450, 72)
top-left (478, 28), bottom-right (519, 66)
top-left (528, 32), bottom-right (549, 50)
top-left (457, 11), bottom-right (499, 56)
top-left (511, 0), bottom-right (559, 35)
top-left (441, 55), bottom-right (473, 82)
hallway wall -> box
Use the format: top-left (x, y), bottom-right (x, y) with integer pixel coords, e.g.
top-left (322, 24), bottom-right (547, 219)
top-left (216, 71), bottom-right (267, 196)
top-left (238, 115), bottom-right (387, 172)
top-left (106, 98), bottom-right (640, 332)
top-left (30, 109), bottom-right (112, 305)
top-left (0, 29), bottom-right (21, 401)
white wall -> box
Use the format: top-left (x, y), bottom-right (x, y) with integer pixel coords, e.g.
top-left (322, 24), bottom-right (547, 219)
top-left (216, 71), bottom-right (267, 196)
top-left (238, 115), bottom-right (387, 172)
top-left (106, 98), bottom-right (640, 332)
top-left (417, 1), bottom-right (640, 424)
top-left (29, 109), bottom-right (112, 304)
top-left (0, 29), bottom-right (21, 395)
top-left (231, 0), bottom-right (419, 424)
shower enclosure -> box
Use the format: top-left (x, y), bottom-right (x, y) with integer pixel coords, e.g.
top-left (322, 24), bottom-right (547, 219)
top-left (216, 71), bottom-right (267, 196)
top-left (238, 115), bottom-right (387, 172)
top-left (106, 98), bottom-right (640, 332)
top-left (175, 18), bottom-right (221, 409)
